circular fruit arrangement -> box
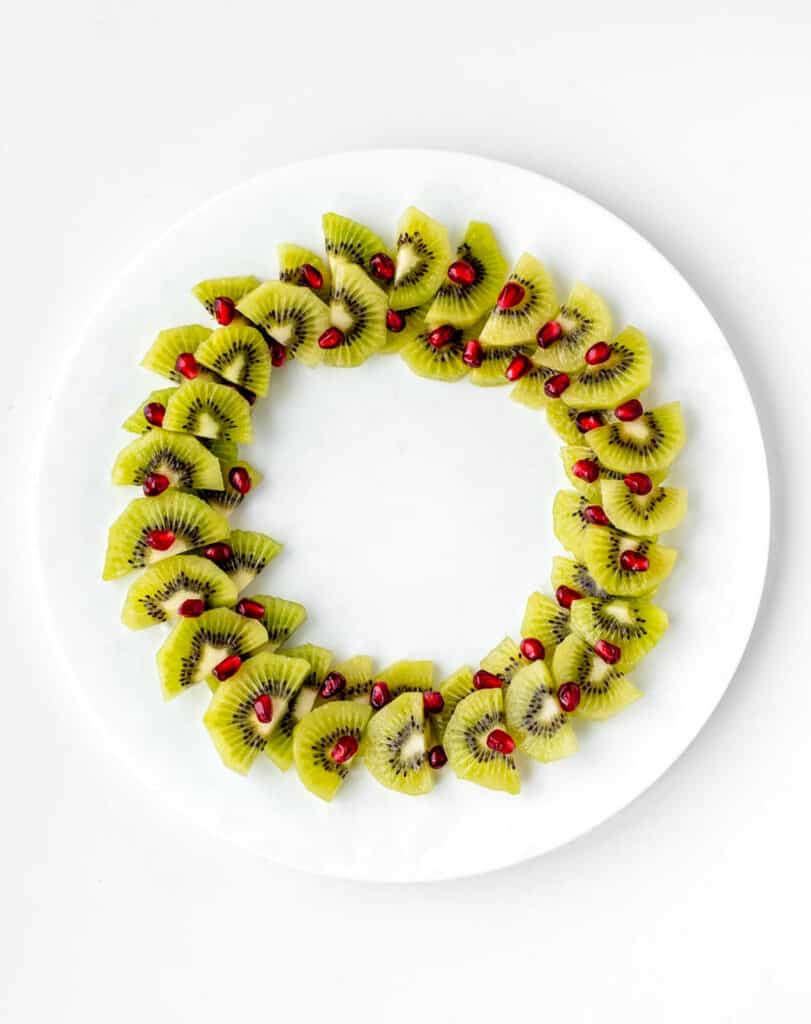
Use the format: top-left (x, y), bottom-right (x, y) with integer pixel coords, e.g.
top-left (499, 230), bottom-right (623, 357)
top-left (103, 207), bottom-right (687, 801)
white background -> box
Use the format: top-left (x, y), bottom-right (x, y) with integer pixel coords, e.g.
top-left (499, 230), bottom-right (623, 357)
top-left (2, 2), bottom-right (809, 1021)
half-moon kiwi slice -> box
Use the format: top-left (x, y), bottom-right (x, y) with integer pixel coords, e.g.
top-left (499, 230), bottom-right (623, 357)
top-left (587, 402), bottom-right (686, 474)
top-left (444, 689), bottom-right (520, 794)
top-left (510, 362), bottom-right (560, 408)
top-left (214, 529), bottom-right (283, 594)
top-left (560, 445), bottom-right (625, 503)
top-left (266, 643), bottom-right (333, 771)
top-left (112, 429), bottom-right (224, 490)
top-left (365, 691), bottom-right (433, 796)
top-left (547, 402), bottom-right (614, 445)
top-left (241, 595), bottom-right (307, 653)
top-left (569, 597), bottom-right (669, 673)
top-left (431, 666), bottom-right (476, 742)
top-left (293, 700), bottom-right (372, 801)
top-left (380, 303), bottom-right (429, 355)
top-left (583, 526), bottom-right (677, 597)
top-left (479, 252), bottom-right (557, 347)
top-left (236, 280), bottom-right (330, 367)
top-left (521, 592), bottom-right (571, 662)
top-left (552, 634), bottom-right (642, 719)
top-left (533, 283), bottom-right (613, 372)
top-left (553, 489), bottom-right (614, 561)
top-left (197, 458), bottom-right (263, 516)
top-left (505, 661), bottom-right (578, 763)
top-left (194, 323), bottom-right (271, 397)
top-left (122, 387), bottom-right (178, 434)
top-left (562, 327), bottom-right (652, 409)
top-left (328, 655), bottom-right (375, 704)
top-left (322, 212), bottom-right (390, 278)
top-left (192, 276), bottom-right (261, 318)
top-left (121, 554), bottom-right (238, 629)
top-left (140, 325), bottom-right (214, 381)
top-left (480, 637), bottom-right (530, 687)
top-left (425, 221), bottom-right (508, 329)
top-left (600, 479), bottom-right (688, 537)
top-left (551, 556), bottom-right (608, 600)
top-left (388, 207), bottom-right (451, 311)
top-left (469, 342), bottom-right (535, 387)
top-left (324, 260), bottom-right (388, 367)
top-left (163, 380), bottom-right (253, 443)
top-left (400, 326), bottom-right (469, 382)
top-left (277, 243), bottom-right (331, 301)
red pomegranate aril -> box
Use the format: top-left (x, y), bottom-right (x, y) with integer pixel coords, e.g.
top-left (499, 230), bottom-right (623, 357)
top-left (203, 542), bottom-right (232, 563)
top-left (214, 296), bottom-right (235, 325)
top-left (594, 639), bottom-right (622, 665)
top-left (142, 472), bottom-right (170, 497)
top-left (268, 339), bottom-right (287, 366)
top-left (386, 308), bottom-right (406, 333)
top-left (212, 654), bottom-right (241, 682)
top-left (318, 327), bottom-right (345, 350)
top-left (585, 341), bottom-right (612, 365)
top-left (572, 459), bottom-right (600, 483)
top-left (320, 672), bottom-right (346, 699)
top-left (486, 729), bottom-right (516, 755)
top-left (505, 354), bottom-right (531, 381)
top-left (447, 259), bottom-right (477, 286)
top-left (462, 339), bottom-right (483, 367)
top-left (497, 281), bottom-right (525, 309)
top-left (175, 352), bottom-right (199, 379)
top-left (556, 585), bottom-right (582, 609)
top-left (143, 401), bottom-right (166, 427)
top-left (370, 252), bottom-right (395, 282)
top-left (423, 690), bottom-right (445, 714)
top-left (428, 745), bottom-right (447, 769)
top-left (537, 320), bottom-right (563, 347)
top-left (235, 598), bottom-right (265, 619)
top-left (557, 682), bottom-right (581, 712)
top-left (428, 324), bottom-right (458, 349)
top-left (228, 466), bottom-right (252, 495)
top-left (620, 549), bottom-right (650, 573)
top-left (177, 597), bottom-right (205, 618)
top-left (330, 734), bottom-right (359, 764)
top-left (624, 472), bottom-right (653, 495)
top-left (544, 372), bottom-right (570, 398)
top-left (520, 637), bottom-right (545, 662)
top-left (583, 504), bottom-right (610, 526)
top-left (299, 263), bottom-right (324, 290)
top-left (369, 681), bottom-right (391, 709)
top-left (473, 670), bottom-right (503, 690)
top-left (253, 693), bottom-right (273, 724)
top-left (615, 399), bottom-right (644, 422)
top-left (146, 528), bottom-right (175, 551)
top-left (576, 411), bottom-right (604, 433)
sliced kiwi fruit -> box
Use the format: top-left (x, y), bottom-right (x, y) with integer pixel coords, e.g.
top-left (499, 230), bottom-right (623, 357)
top-left (600, 479), bottom-right (687, 537)
top-left (158, 607), bottom-right (268, 699)
top-left (552, 633), bottom-right (642, 719)
top-left (569, 597), bottom-right (669, 673)
top-left (322, 212), bottom-right (390, 277)
top-left (266, 643), bottom-right (333, 771)
top-left (553, 489), bottom-right (607, 561)
top-left (479, 252), bottom-right (557, 347)
top-left (480, 637), bottom-right (530, 687)
top-left (122, 387), bottom-right (177, 434)
top-left (533, 283), bottom-right (613, 372)
top-left (583, 526), bottom-right (677, 597)
top-left (327, 655), bottom-right (375, 704)
top-left (201, 436), bottom-right (238, 462)
top-left (203, 652), bottom-right (310, 773)
top-left (551, 556), bottom-right (608, 600)
top-left (510, 362), bottom-right (561, 409)
top-left (194, 323), bottom-right (271, 397)
top-left (140, 325), bottom-right (213, 381)
top-left (559, 445), bottom-right (664, 504)
top-left (112, 429), bottom-right (223, 490)
top-left (236, 281), bottom-right (330, 367)
top-left (365, 691), bottom-right (432, 796)
top-left (431, 666), bottom-right (476, 741)
top-left (243, 595), bottom-right (307, 652)
top-left (378, 660), bottom-right (434, 698)
top-left (388, 207), bottom-right (451, 311)
top-left (505, 662), bottom-right (578, 763)
top-left (562, 327), bottom-right (652, 409)
top-left (587, 402), bottom-right (686, 474)
top-left (469, 342), bottom-right (535, 387)
top-left (547, 402), bottom-right (614, 445)
top-left (444, 689), bottom-right (520, 794)
top-left (293, 701), bottom-right (372, 801)
top-left (121, 554), bottom-right (238, 629)
top-left (324, 260), bottom-right (387, 368)
top-left (425, 221), bottom-right (507, 329)
top-left (216, 530), bottom-right (282, 594)
top-left (400, 326), bottom-right (469, 382)
top-left (521, 592), bottom-right (571, 661)
top-left (197, 458), bottom-right (263, 516)
top-left (192, 276), bottom-right (261, 317)
top-left (380, 303), bottom-right (429, 355)
top-left (277, 243), bottom-right (331, 301)
top-left (162, 380), bottom-right (252, 443)
top-left (103, 491), bottom-right (229, 580)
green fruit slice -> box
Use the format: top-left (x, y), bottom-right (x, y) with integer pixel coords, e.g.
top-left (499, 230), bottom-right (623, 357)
top-left (583, 526), bottom-right (677, 597)
top-left (322, 212), bottom-right (390, 276)
top-left (194, 322), bottom-right (271, 397)
top-left (520, 592), bottom-right (571, 661)
top-left (121, 554), bottom-right (238, 629)
top-left (324, 260), bottom-right (387, 367)
top-left (380, 303), bottom-right (429, 355)
top-left (192, 276), bottom-right (261, 317)
top-left (197, 458), bottom-right (263, 516)
top-left (215, 530), bottom-right (282, 594)
top-left (569, 597), bottom-right (669, 673)
top-left (112, 429), bottom-right (223, 491)
top-left (378, 660), bottom-right (434, 698)
top-left (560, 445), bottom-right (664, 504)
top-left (552, 634), bottom-right (642, 719)
top-left (469, 343), bottom-right (535, 387)
top-left (277, 243), bottom-right (331, 301)
top-left (266, 644), bottom-right (333, 771)
top-left (533, 283), bottom-right (613, 372)
top-left (200, 436), bottom-right (239, 462)
top-left (330, 655), bottom-right (375, 704)
top-left (551, 556), bottom-right (608, 600)
top-left (400, 327), bottom-right (469, 382)
top-left (480, 637), bottom-right (530, 687)
top-left (425, 221), bottom-right (508, 329)
top-left (505, 662), bottom-right (578, 763)
top-left (388, 207), bottom-right (451, 311)
top-left (510, 363), bottom-right (560, 409)
top-left (479, 252), bottom-right (557, 347)
top-left (600, 479), bottom-right (688, 537)
top-left (122, 387), bottom-right (177, 434)
top-left (293, 701), bottom-right (372, 801)
top-left (562, 327), bottom-right (652, 409)
top-left (365, 691), bottom-right (432, 796)
top-left (444, 689), bottom-right (520, 794)
top-left (553, 489), bottom-right (602, 561)
top-left (163, 381), bottom-right (253, 443)
top-left (140, 325), bottom-right (213, 381)
top-left (587, 402), bottom-right (686, 474)
top-left (244, 595), bottom-right (307, 652)
top-left (236, 280), bottom-right (330, 367)
top-left (432, 666), bottom-right (476, 741)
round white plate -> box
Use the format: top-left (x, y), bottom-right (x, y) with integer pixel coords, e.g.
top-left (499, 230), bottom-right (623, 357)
top-left (37, 151), bottom-right (769, 882)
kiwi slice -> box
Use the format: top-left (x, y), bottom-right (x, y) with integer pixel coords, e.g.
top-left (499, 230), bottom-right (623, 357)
top-left (364, 691), bottom-right (433, 796)
top-left (201, 436), bottom-right (239, 462)
top-left (551, 556), bottom-right (608, 600)
top-left (194, 323), bottom-right (271, 398)
top-left (203, 652), bottom-right (310, 773)
top-left (266, 643), bottom-right (333, 771)
top-left (192, 276), bottom-right (261, 317)
top-left (324, 260), bottom-right (387, 367)
top-left (510, 362), bottom-right (561, 409)
top-left (400, 326), bottom-right (469, 383)
top-left (521, 592), bottom-right (571, 661)
top-left (327, 655), bottom-right (375, 703)
top-left (158, 607), bottom-right (268, 699)
top-left (600, 479), bottom-right (687, 537)
top-left (444, 689), bottom-right (520, 794)
top-left (547, 402), bottom-right (614, 445)
top-left (277, 243), bottom-right (331, 301)
top-left (236, 281), bottom-right (330, 367)
top-left (587, 402), bottom-right (686, 474)
top-left (197, 458), bottom-right (263, 516)
top-left (560, 445), bottom-right (621, 503)
top-left (323, 212), bottom-right (390, 276)
top-left (103, 491), bottom-right (229, 580)
top-left (378, 660), bottom-right (434, 698)
top-left (380, 303), bottom-right (429, 355)
top-left (480, 637), bottom-right (530, 687)
top-left (122, 387), bottom-right (178, 434)
top-left (162, 380), bottom-right (252, 443)
top-left (583, 526), bottom-right (677, 597)
top-left (112, 429), bottom-right (223, 490)
top-left (293, 701), bottom-right (372, 801)
top-left (431, 666), bottom-right (476, 741)
top-left (505, 662), bottom-right (578, 763)
top-left (121, 554), bottom-right (238, 629)
top-left (553, 489), bottom-right (608, 561)
top-left (216, 529), bottom-right (283, 594)
top-left (388, 207), bottom-right (451, 311)
top-left (533, 283), bottom-right (613, 373)
top-left (552, 634), bottom-right (642, 719)
top-left (425, 221), bottom-right (508, 329)
top-left (569, 597), bottom-right (669, 673)
top-left (562, 327), bottom-right (652, 409)
top-left (479, 253), bottom-right (557, 347)
top-left (244, 595), bottom-right (307, 652)
top-left (469, 342), bottom-right (535, 387)
top-left (140, 325), bottom-right (214, 381)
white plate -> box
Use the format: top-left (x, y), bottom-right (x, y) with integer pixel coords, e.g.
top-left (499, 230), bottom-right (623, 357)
top-left (36, 151), bottom-right (769, 882)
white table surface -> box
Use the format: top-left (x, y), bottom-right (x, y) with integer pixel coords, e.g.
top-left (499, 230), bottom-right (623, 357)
top-left (2, 3), bottom-right (809, 1021)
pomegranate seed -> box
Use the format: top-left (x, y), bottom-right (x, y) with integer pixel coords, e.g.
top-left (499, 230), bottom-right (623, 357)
top-left (214, 296), bottom-right (235, 325)
top-left (253, 693), bottom-right (273, 723)
top-left (505, 354), bottom-right (531, 381)
top-left (319, 672), bottom-right (346, 699)
top-left (175, 352), bottom-right (199, 379)
top-left (576, 411), bottom-right (604, 433)
top-left (520, 637), bottom-right (545, 662)
top-left (544, 372), bottom-right (570, 398)
top-left (473, 670), bottom-right (503, 690)
top-left (594, 639), bottom-right (622, 665)
top-left (235, 598), bottom-right (265, 619)
top-left (557, 682), bottom-right (581, 712)
top-left (143, 402), bottom-right (165, 427)
top-left (585, 341), bottom-right (612, 365)
top-left (427, 324), bottom-right (458, 349)
top-left (556, 585), bottom-right (582, 609)
top-left (620, 549), bottom-right (650, 573)
top-left (212, 654), bottom-right (241, 681)
top-left (268, 339), bottom-right (287, 366)
top-left (583, 505), bottom-right (610, 526)
top-left (386, 308), bottom-right (406, 333)
top-left (447, 259), bottom-right (477, 286)
top-left (228, 466), bottom-right (252, 495)
top-left (615, 399), bottom-right (644, 422)
top-left (537, 320), bottom-right (563, 347)
top-left (486, 729), bottom-right (516, 755)
top-left (572, 459), bottom-right (600, 483)
top-left (318, 327), bottom-right (345, 349)
top-left (624, 472), bottom-right (653, 495)
top-left (370, 252), bottom-right (395, 282)
top-left (428, 745), bottom-right (448, 769)
top-left (330, 734), bottom-right (359, 764)
top-left (146, 528), bottom-right (175, 551)
top-left (299, 263), bottom-right (323, 290)
top-left (203, 542), bottom-right (232, 563)
top-left (462, 339), bottom-right (483, 367)
top-left (177, 597), bottom-right (205, 617)
top-left (369, 681), bottom-right (391, 709)
top-left (497, 281), bottom-right (525, 309)
top-left (423, 690), bottom-right (445, 714)
top-left (142, 472), bottom-right (170, 497)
